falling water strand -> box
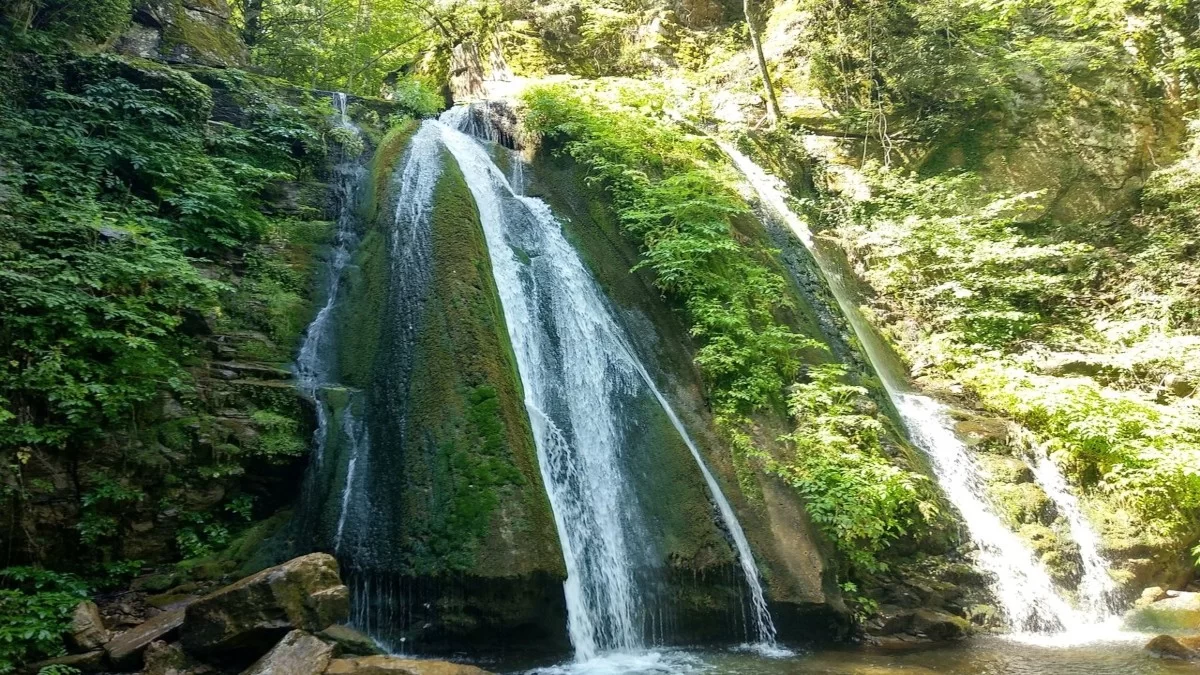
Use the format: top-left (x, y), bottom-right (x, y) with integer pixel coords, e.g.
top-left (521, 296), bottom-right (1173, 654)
top-left (296, 92), bottom-right (365, 470)
top-left (1030, 448), bottom-right (1118, 621)
top-left (719, 140), bottom-right (1092, 634)
top-left (437, 106), bottom-right (779, 658)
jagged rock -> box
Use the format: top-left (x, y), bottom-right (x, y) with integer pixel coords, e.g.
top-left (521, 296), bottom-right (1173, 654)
top-left (117, 0), bottom-right (247, 67)
top-left (1145, 634), bottom-right (1198, 660)
top-left (324, 656), bottom-right (493, 675)
top-left (1125, 591), bottom-right (1200, 631)
top-left (65, 600), bottom-right (110, 652)
top-left (21, 650), bottom-right (105, 673)
top-left (242, 630), bottom-right (334, 675)
top-left (105, 603), bottom-right (194, 669)
top-left (909, 608), bottom-right (971, 641)
top-left (181, 553), bottom-right (349, 658)
top-left (317, 625), bottom-right (385, 656)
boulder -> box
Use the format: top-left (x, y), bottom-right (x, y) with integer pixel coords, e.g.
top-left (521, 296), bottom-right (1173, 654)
top-left (181, 553), bottom-right (349, 658)
top-left (241, 630), bottom-right (333, 675)
top-left (105, 603), bottom-right (194, 669)
top-left (324, 656), bottom-right (493, 675)
top-left (1125, 591), bottom-right (1200, 631)
top-left (64, 600), bottom-right (110, 652)
top-left (317, 625), bottom-right (385, 656)
top-left (1145, 634), bottom-right (1198, 660)
top-left (144, 640), bottom-right (214, 675)
top-left (909, 608), bottom-right (971, 641)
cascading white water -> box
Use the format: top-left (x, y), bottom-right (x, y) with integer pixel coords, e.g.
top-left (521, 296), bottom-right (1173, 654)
top-left (1030, 448), bottom-right (1118, 621)
top-left (296, 93), bottom-right (365, 469)
top-left (718, 140), bottom-right (1109, 634)
top-left (435, 106), bottom-right (779, 659)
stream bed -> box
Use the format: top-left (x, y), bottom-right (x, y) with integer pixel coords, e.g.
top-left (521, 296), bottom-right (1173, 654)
top-left (499, 634), bottom-right (1194, 674)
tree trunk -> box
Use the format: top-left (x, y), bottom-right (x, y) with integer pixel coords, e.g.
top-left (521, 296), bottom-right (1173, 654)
top-left (242, 0), bottom-right (264, 48)
top-left (744, 0), bottom-right (782, 126)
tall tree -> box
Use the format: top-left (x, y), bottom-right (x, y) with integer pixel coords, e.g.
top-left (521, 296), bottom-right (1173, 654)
top-left (744, 0), bottom-right (782, 126)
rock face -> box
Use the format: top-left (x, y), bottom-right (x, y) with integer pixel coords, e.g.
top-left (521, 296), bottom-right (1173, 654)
top-left (64, 601), bottom-right (110, 653)
top-left (1125, 591), bottom-right (1200, 631)
top-left (242, 630), bottom-right (334, 675)
top-left (117, 0), bottom-right (247, 66)
top-left (181, 553), bottom-right (349, 658)
top-left (324, 656), bottom-right (493, 675)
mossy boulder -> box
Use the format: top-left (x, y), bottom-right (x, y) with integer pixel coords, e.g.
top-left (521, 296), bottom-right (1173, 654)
top-left (180, 553), bottom-right (349, 658)
top-left (119, 0), bottom-right (247, 67)
top-left (1125, 592), bottom-right (1200, 632)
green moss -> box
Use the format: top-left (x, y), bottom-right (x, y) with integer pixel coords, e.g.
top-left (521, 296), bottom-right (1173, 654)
top-left (160, 3), bottom-right (245, 66)
top-left (394, 152), bottom-right (562, 576)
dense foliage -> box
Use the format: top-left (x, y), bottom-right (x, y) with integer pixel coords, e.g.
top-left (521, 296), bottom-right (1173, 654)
top-left (801, 0), bottom-right (1200, 141)
top-left (830, 164), bottom-right (1200, 547)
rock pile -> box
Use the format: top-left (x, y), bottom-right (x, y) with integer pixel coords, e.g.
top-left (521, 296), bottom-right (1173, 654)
top-left (26, 553), bottom-right (490, 675)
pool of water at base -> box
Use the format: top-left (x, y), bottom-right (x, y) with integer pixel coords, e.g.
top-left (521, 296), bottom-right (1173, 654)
top-left (492, 635), bottom-right (1198, 675)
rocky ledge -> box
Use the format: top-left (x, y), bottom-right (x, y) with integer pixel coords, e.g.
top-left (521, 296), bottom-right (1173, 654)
top-left (27, 553), bottom-right (491, 675)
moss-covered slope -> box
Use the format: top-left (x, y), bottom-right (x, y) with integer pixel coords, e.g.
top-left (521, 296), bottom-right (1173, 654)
top-left (303, 126), bottom-right (567, 654)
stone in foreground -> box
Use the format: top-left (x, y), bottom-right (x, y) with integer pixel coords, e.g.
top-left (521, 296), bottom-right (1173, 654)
top-left (65, 600), bottom-right (110, 652)
top-left (1125, 591), bottom-right (1200, 631)
top-left (242, 630), bottom-right (333, 675)
top-left (324, 655), bottom-right (494, 675)
top-left (105, 603), bottom-right (193, 669)
top-left (181, 553), bottom-right (349, 658)
top-left (1145, 634), bottom-right (1198, 660)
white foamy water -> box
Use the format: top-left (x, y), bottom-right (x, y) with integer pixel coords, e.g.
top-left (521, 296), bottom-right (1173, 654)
top-left (1030, 448), bottom-right (1119, 621)
top-left (437, 106), bottom-right (779, 660)
top-left (718, 140), bottom-right (1116, 636)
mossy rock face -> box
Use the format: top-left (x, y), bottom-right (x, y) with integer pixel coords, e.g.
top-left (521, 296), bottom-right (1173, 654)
top-left (1125, 593), bottom-right (1200, 631)
top-left (290, 133), bottom-right (565, 654)
top-left (120, 0), bottom-right (247, 67)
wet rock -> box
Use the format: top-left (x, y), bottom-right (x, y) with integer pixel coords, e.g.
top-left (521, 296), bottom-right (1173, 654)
top-left (317, 624), bottom-right (385, 656)
top-left (1125, 591), bottom-right (1200, 631)
top-left (324, 656), bottom-right (494, 675)
top-left (909, 608), bottom-right (971, 641)
top-left (65, 600), bottom-right (110, 652)
top-left (242, 630), bottom-right (333, 675)
top-left (21, 650), bottom-right (105, 673)
top-left (105, 602), bottom-right (194, 669)
top-left (144, 640), bottom-right (215, 675)
top-left (181, 553), bottom-right (349, 658)
top-left (1144, 634), bottom-right (1198, 660)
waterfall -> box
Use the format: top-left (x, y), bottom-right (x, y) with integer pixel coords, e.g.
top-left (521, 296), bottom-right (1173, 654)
top-left (296, 93), bottom-right (366, 472)
top-left (1030, 448), bottom-right (1119, 621)
top-left (718, 140), bottom-right (1111, 634)
top-left (435, 106), bottom-right (779, 659)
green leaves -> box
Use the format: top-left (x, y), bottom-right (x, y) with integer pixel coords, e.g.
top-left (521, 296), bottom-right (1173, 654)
top-left (523, 85), bottom-right (814, 416)
top-left (772, 364), bottom-right (933, 575)
top-left (0, 567), bottom-right (89, 673)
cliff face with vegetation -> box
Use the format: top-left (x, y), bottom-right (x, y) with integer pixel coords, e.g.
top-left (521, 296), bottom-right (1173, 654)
top-left (3, 0), bottom-right (1200, 669)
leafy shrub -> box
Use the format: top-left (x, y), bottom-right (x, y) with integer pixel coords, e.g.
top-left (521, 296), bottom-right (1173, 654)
top-left (0, 568), bottom-right (89, 673)
top-left (770, 364), bottom-right (933, 574)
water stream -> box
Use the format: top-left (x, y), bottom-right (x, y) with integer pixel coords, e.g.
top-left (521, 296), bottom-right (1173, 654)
top-left (436, 106), bottom-right (779, 660)
top-left (717, 140), bottom-right (1115, 635)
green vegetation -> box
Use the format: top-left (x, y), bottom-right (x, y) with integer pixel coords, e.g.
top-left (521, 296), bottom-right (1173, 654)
top-left (828, 163), bottom-right (1200, 551)
top-left (771, 364), bottom-right (934, 574)
top-left (0, 568), bottom-right (88, 672)
top-left (522, 83), bottom-right (933, 578)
